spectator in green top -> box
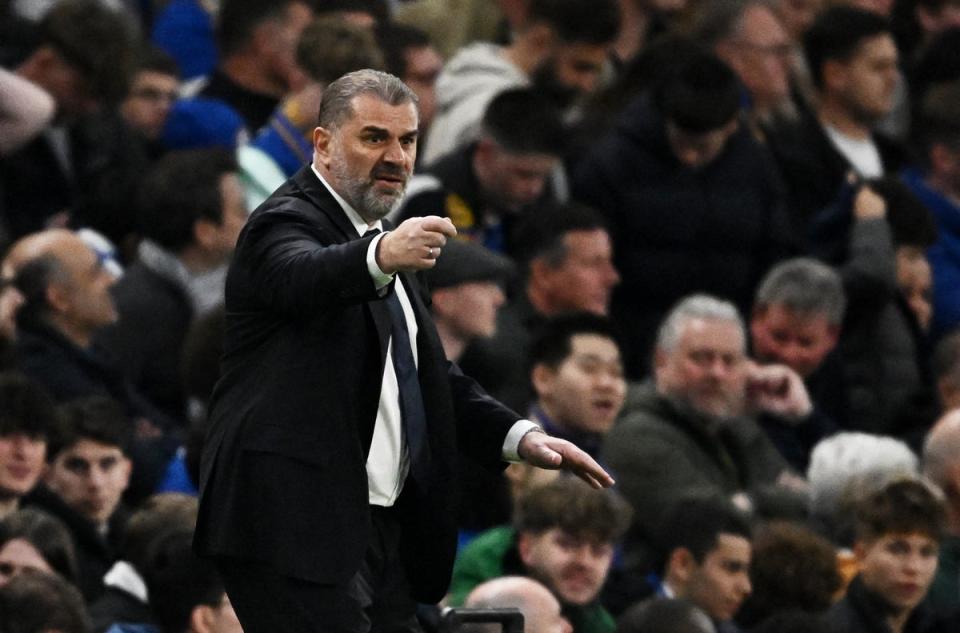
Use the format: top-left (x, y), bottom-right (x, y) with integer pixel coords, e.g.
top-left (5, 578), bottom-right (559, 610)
top-left (448, 476), bottom-right (632, 633)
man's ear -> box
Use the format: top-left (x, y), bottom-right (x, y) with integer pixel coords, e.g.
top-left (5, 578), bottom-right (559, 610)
top-left (825, 324), bottom-right (840, 350)
top-left (822, 59), bottom-right (847, 94)
top-left (853, 540), bottom-right (867, 563)
top-left (119, 455), bottom-right (133, 492)
top-left (474, 137), bottom-right (497, 168)
top-left (653, 347), bottom-right (668, 375)
top-left (531, 363), bottom-right (556, 399)
top-left (313, 126), bottom-right (333, 167)
top-left (189, 604), bottom-right (215, 633)
top-left (431, 288), bottom-right (453, 317)
top-left (666, 547), bottom-right (695, 585)
top-left (517, 532), bottom-right (535, 567)
top-left (525, 22), bottom-right (556, 54)
top-left (194, 219), bottom-right (219, 251)
top-left (45, 281), bottom-right (70, 314)
top-left (528, 257), bottom-right (553, 290)
top-left (29, 46), bottom-right (61, 75)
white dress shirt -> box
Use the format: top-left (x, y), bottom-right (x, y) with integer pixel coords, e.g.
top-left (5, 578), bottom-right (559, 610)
top-left (311, 165), bottom-right (539, 506)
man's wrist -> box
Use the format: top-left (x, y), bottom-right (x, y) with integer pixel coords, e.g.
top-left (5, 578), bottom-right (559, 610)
top-left (503, 420), bottom-right (543, 462)
top-left (367, 233), bottom-right (394, 288)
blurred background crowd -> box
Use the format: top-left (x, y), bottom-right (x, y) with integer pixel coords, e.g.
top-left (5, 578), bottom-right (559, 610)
top-left (4, 0), bottom-right (960, 632)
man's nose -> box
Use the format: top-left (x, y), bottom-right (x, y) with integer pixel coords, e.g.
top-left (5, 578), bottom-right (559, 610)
top-left (9, 434), bottom-right (30, 456)
top-left (572, 544), bottom-right (595, 565)
top-left (383, 138), bottom-right (407, 164)
top-left (604, 262), bottom-right (620, 287)
top-left (595, 369), bottom-right (619, 391)
top-left (573, 72), bottom-right (598, 94)
top-left (707, 356), bottom-right (729, 377)
top-left (87, 466), bottom-right (108, 488)
top-left (680, 149), bottom-right (705, 168)
top-left (521, 177), bottom-right (546, 201)
top-left (902, 552), bottom-right (925, 575)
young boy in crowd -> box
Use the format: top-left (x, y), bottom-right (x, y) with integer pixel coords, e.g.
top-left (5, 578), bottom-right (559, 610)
top-left (826, 478), bottom-right (947, 633)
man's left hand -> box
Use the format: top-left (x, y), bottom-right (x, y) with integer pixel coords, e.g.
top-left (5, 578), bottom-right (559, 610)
top-left (517, 430), bottom-right (615, 489)
top-left (745, 361), bottom-right (813, 422)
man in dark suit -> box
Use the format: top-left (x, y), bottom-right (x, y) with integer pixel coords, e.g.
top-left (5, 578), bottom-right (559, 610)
top-left (194, 69), bottom-right (612, 633)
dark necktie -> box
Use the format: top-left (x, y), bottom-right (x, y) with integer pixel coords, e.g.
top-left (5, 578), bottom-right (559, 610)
top-left (364, 228), bottom-right (430, 483)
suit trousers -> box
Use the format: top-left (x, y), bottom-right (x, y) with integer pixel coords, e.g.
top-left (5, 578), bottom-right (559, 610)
top-left (216, 506), bottom-right (423, 633)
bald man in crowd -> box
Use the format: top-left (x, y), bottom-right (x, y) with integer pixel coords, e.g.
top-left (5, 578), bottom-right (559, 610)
top-left (465, 576), bottom-right (573, 633)
top-left (922, 409), bottom-right (960, 615)
top-left (6, 230), bottom-right (173, 432)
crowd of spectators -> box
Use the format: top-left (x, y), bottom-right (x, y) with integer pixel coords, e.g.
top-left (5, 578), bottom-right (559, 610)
top-left (5, 0), bottom-right (960, 632)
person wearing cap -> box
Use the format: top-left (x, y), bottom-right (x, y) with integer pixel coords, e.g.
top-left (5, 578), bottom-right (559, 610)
top-left (426, 239), bottom-right (514, 362)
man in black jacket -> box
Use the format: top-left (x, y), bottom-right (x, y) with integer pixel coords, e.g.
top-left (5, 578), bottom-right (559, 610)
top-left (573, 46), bottom-right (792, 377)
top-left (767, 7), bottom-right (906, 239)
top-left (194, 69), bottom-right (612, 633)
top-left (25, 397), bottom-right (132, 602)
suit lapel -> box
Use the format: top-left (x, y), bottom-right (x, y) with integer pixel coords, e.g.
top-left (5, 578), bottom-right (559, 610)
top-left (291, 166), bottom-right (358, 242)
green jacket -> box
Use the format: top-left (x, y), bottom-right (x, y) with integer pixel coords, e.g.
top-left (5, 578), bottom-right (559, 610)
top-left (449, 526), bottom-right (616, 633)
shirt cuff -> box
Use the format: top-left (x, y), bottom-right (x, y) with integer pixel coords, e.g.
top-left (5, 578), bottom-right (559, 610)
top-left (366, 232), bottom-right (394, 290)
top-left (502, 419), bottom-right (543, 463)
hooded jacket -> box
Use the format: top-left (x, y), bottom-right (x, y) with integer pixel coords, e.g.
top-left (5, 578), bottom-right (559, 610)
top-left (421, 43), bottom-right (527, 166)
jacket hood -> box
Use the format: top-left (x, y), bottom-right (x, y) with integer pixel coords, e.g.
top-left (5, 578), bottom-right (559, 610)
top-left (434, 43), bottom-right (528, 111)
top-left (614, 95), bottom-right (669, 150)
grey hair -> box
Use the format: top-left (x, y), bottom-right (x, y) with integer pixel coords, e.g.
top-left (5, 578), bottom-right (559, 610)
top-left (807, 432), bottom-right (919, 541)
top-left (656, 294), bottom-right (745, 354)
top-left (317, 69), bottom-right (418, 129)
top-left (688, 0), bottom-right (776, 47)
top-left (754, 258), bottom-right (846, 326)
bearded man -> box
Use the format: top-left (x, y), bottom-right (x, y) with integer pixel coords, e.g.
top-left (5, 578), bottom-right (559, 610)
top-left (602, 294), bottom-right (810, 550)
top-left (194, 69), bottom-right (612, 633)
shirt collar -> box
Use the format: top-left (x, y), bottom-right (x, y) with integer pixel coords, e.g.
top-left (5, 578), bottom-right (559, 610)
top-left (310, 163), bottom-right (381, 237)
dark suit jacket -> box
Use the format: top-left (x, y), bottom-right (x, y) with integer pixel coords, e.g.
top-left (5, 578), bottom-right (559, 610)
top-left (194, 166), bottom-right (520, 602)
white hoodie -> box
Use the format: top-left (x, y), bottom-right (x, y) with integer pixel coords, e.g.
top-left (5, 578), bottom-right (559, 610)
top-left (421, 42), bottom-right (529, 166)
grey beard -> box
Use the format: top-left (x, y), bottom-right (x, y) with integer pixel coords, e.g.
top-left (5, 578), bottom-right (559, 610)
top-left (330, 157), bottom-right (405, 222)
top-left (356, 185), bottom-right (404, 223)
